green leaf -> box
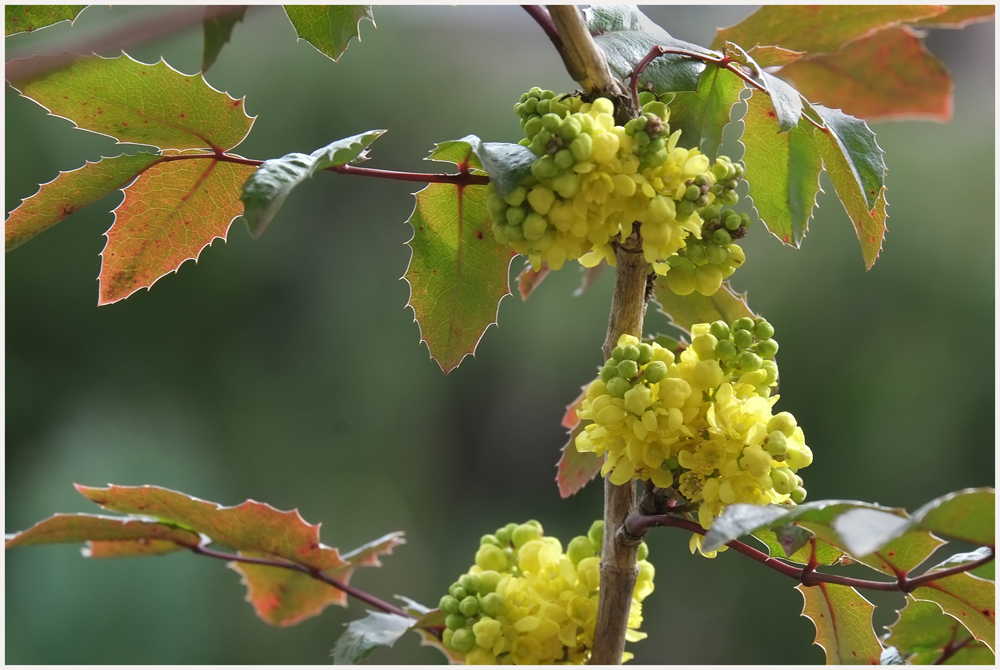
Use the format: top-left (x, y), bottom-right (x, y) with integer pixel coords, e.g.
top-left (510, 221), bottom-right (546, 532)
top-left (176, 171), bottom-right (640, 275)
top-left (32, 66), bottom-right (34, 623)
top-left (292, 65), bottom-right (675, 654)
top-left (5, 152), bottom-right (159, 251)
top-left (433, 135), bottom-right (534, 199)
top-left (584, 5), bottom-right (712, 94)
top-left (909, 6), bottom-right (995, 28)
top-left (703, 503), bottom-right (792, 551)
top-left (752, 529), bottom-right (845, 566)
top-left (797, 583), bottom-right (883, 664)
top-left (746, 45), bottom-right (804, 67)
top-left (761, 71), bottom-right (803, 133)
top-left (886, 596), bottom-right (995, 665)
top-left (931, 548), bottom-right (995, 582)
top-left (331, 611), bottom-right (413, 665)
top-left (202, 6), bottom-right (248, 73)
top-left (911, 573), bottom-right (995, 651)
top-left (652, 277), bottom-right (755, 336)
top-left (740, 90), bottom-right (823, 247)
top-left (517, 262), bottom-right (550, 301)
top-left (99, 156), bottom-right (256, 304)
top-left (913, 488), bottom-right (995, 547)
top-left (240, 129), bottom-right (386, 238)
top-left (404, 140), bottom-right (515, 373)
top-left (5, 5), bottom-right (85, 36)
top-left (667, 63), bottom-right (745, 160)
top-left (5, 513), bottom-right (199, 551)
top-left (829, 507), bottom-right (912, 557)
top-left (712, 6), bottom-right (945, 54)
top-left (8, 54), bottom-right (255, 152)
top-left (779, 28), bottom-right (952, 122)
top-left (284, 5), bottom-right (373, 62)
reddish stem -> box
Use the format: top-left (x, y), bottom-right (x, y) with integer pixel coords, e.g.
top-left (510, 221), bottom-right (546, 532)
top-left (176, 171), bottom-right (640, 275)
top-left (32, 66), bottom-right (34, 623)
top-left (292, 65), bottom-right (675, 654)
top-left (935, 633), bottom-right (974, 664)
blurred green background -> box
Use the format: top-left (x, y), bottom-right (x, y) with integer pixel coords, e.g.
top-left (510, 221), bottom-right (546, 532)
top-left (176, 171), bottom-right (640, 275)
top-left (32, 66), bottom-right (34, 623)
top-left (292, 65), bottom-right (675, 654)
top-left (5, 5), bottom-right (994, 664)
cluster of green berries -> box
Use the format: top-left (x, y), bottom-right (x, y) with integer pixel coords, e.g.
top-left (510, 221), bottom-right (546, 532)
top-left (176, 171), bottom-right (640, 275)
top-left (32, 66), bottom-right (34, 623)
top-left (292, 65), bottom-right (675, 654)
top-left (688, 316), bottom-right (780, 398)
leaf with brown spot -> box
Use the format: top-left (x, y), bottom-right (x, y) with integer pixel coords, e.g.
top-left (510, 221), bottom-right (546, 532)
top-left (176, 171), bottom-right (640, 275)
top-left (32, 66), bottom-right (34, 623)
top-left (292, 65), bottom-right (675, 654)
top-left (99, 156), bottom-right (256, 304)
top-left (5, 5), bottom-right (86, 36)
top-left (779, 28), bottom-right (953, 122)
top-left (886, 596), bottom-right (996, 664)
top-left (912, 573), bottom-right (995, 652)
top-left (797, 583), bottom-right (883, 664)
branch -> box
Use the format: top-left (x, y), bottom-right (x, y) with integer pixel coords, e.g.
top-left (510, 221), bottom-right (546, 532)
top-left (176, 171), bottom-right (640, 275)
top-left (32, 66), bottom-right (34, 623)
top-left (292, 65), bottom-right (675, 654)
top-left (188, 544), bottom-right (414, 619)
top-left (626, 513), bottom-right (996, 593)
top-left (935, 633), bottom-right (974, 665)
top-left (521, 6), bottom-right (564, 54)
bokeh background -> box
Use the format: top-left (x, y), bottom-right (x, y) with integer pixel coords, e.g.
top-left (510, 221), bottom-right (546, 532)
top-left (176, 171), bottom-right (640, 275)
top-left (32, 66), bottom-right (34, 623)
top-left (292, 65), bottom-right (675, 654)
top-left (5, 5), bottom-right (994, 664)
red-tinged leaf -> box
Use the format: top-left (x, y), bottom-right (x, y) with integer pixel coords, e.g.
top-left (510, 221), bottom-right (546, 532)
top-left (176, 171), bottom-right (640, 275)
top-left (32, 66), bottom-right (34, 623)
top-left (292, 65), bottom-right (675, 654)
top-left (712, 6), bottom-right (945, 54)
top-left (99, 156), bottom-right (256, 304)
top-left (668, 63), bottom-right (746, 161)
top-left (7, 54), bottom-right (254, 152)
top-left (740, 89), bottom-right (823, 247)
top-left (886, 597), bottom-right (995, 665)
top-left (796, 583), bottom-right (883, 664)
top-left (233, 532), bottom-right (405, 627)
top-left (910, 5), bottom-right (995, 28)
top-left (5, 5), bottom-right (86, 36)
top-left (913, 488), bottom-right (995, 547)
top-left (405, 141), bottom-right (515, 373)
top-left (561, 385), bottom-right (588, 430)
top-left (5, 513), bottom-right (199, 550)
top-left (202, 6), bottom-right (247, 73)
top-left (651, 279), bottom-right (755, 336)
top-left (911, 573), bottom-right (995, 651)
top-left (573, 261), bottom-right (606, 297)
top-left (779, 28), bottom-right (953, 122)
top-left (517, 262), bottom-right (550, 301)
top-left (85, 539), bottom-right (188, 558)
top-left (5, 152), bottom-right (159, 251)
top-left (556, 384), bottom-right (603, 498)
top-left (284, 5), bottom-right (374, 62)
top-left (747, 45), bottom-right (805, 67)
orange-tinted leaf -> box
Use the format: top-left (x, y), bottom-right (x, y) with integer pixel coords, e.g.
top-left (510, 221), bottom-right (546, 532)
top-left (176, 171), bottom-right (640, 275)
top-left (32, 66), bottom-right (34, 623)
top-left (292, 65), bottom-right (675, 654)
top-left (85, 539), bottom-right (188, 558)
top-left (713, 5), bottom-right (945, 54)
top-left (886, 596), bottom-right (995, 664)
top-left (779, 28), bottom-right (952, 122)
top-left (797, 583), bottom-right (883, 664)
top-left (5, 513), bottom-right (199, 550)
top-left (746, 45), bottom-right (804, 67)
top-left (517, 262), bottom-right (550, 301)
top-left (99, 156), bottom-right (255, 304)
top-left (911, 573), bottom-right (995, 651)
top-left (910, 5), bottom-right (995, 28)
top-left (7, 54), bottom-right (254, 152)
top-left (5, 153), bottom-right (159, 251)
top-left (556, 384), bottom-right (604, 498)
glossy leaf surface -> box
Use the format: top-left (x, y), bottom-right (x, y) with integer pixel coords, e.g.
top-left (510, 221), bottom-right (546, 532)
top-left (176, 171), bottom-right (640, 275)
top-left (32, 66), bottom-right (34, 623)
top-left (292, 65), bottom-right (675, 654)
top-left (284, 5), bottom-right (373, 62)
top-left (668, 63), bottom-right (744, 160)
top-left (797, 583), bottom-right (883, 664)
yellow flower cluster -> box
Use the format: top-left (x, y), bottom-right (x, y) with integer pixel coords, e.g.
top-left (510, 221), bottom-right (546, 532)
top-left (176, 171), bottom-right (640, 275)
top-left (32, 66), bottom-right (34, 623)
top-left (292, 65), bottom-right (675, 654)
top-left (439, 520), bottom-right (654, 664)
top-left (574, 326), bottom-right (812, 546)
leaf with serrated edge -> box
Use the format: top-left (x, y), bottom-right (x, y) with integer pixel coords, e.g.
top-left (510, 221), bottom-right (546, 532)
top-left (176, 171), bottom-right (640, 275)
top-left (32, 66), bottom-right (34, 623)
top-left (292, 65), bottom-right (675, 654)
top-left (797, 583), bottom-right (883, 664)
top-left (911, 573), bottom-right (995, 651)
top-left (202, 6), bottom-right (247, 73)
top-left (585, 5), bottom-right (713, 94)
top-left (331, 611), bottom-right (412, 665)
top-left (8, 54), bottom-right (254, 152)
top-left (747, 45), bottom-right (804, 67)
top-left (930, 547), bottom-right (995, 582)
top-left (886, 596), bottom-right (995, 664)
top-left (913, 488), bottom-right (995, 547)
top-left (6, 152), bottom-right (159, 251)
top-left (284, 5), bottom-right (373, 62)
top-left (5, 5), bottom-right (85, 36)
top-left (713, 6), bottom-right (945, 54)
top-left (752, 529), bottom-right (844, 566)
top-left (652, 279), bottom-right (755, 336)
top-left (405, 140), bottom-right (515, 373)
top-left (433, 135), bottom-right (534, 200)
top-left (780, 28), bottom-right (953, 123)
top-left (910, 6), bottom-right (995, 28)
top-left (241, 129), bottom-right (386, 238)
top-left (814, 104), bottom-right (886, 211)
top-left (517, 262), bottom-right (550, 301)
top-left (99, 157), bottom-right (256, 304)
top-left (5, 513), bottom-right (200, 550)
top-left (740, 90), bottom-right (823, 247)
top-left (761, 71), bottom-right (803, 133)
top-left (668, 63), bottom-right (745, 161)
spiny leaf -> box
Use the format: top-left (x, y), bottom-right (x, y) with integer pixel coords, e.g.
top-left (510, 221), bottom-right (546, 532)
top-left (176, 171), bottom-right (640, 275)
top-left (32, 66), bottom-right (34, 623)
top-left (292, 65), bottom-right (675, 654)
top-left (747, 45), bottom-right (805, 67)
top-left (740, 89), bottom-right (823, 247)
top-left (910, 6), bottom-right (995, 28)
top-left (913, 488), bottom-right (995, 547)
top-left (202, 6), bottom-right (248, 73)
top-left (5, 513), bottom-right (199, 550)
top-left (585, 5), bottom-right (712, 94)
top-left (404, 140), bottom-right (515, 373)
top-left (517, 262), bottom-right (550, 301)
top-left (99, 156), bottom-right (256, 304)
top-left (331, 611), bottom-right (413, 665)
top-left (886, 597), bottom-right (995, 664)
top-left (7, 54), bottom-right (254, 152)
top-left (5, 152), bottom-right (159, 251)
top-left (284, 5), bottom-right (374, 62)
top-left (712, 5), bottom-right (945, 54)
top-left (911, 573), bottom-right (996, 651)
top-left (240, 129), bottom-right (386, 238)
top-left (779, 27), bottom-right (953, 122)
top-left (651, 279), bottom-right (755, 336)
top-left (797, 583), bottom-right (883, 664)
top-left (5, 5), bottom-right (85, 36)
top-left (931, 547), bottom-right (995, 582)
top-left (752, 530), bottom-right (845, 566)
top-left (667, 63), bottom-right (745, 161)
top-left (433, 135), bottom-right (535, 199)
top-left (761, 71), bottom-right (803, 133)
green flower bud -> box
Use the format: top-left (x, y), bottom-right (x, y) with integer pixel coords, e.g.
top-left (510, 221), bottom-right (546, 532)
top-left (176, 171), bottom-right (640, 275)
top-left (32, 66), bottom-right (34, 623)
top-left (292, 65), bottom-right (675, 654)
top-left (706, 244), bottom-right (729, 265)
top-left (767, 412), bottom-right (797, 437)
top-left (676, 199), bottom-right (696, 220)
top-left (459, 595), bottom-right (480, 617)
top-left (536, 98), bottom-right (552, 115)
top-left (523, 96), bottom-right (538, 113)
top-left (740, 212), bottom-right (751, 227)
top-left (665, 455), bottom-right (679, 470)
top-left (641, 101), bottom-right (669, 121)
top-left (522, 213), bottom-right (548, 241)
top-left (713, 229), bottom-right (732, 245)
top-left (712, 161), bottom-right (730, 180)
top-left (611, 346), bottom-right (625, 361)
top-left (637, 343), bottom-right (654, 364)
top-left (685, 184), bottom-right (702, 201)
top-left (734, 163), bottom-right (745, 179)
top-left (451, 627), bottom-right (476, 653)
top-left (449, 583), bottom-right (467, 601)
top-left (637, 542), bottom-right (649, 561)
top-left (719, 189), bottom-right (739, 206)
top-left (762, 360), bottom-right (779, 385)
top-left (588, 520), bottom-right (605, 552)
top-left (733, 329), bottom-right (754, 349)
top-left (620, 345), bottom-right (639, 361)
top-left (722, 178), bottom-right (739, 190)
top-left (785, 445), bottom-right (813, 470)
top-left (525, 519), bottom-right (543, 531)
top-left (475, 544), bottom-right (508, 572)
top-left (643, 360), bottom-right (668, 383)
top-left (445, 613), bottom-right (467, 631)
top-left (480, 534), bottom-right (501, 547)
top-left (511, 523), bottom-right (542, 548)
top-left (790, 487), bottom-right (807, 504)
top-left (709, 320), bottom-right (731, 341)
top-left (570, 133), bottom-right (594, 161)
top-left (687, 244), bottom-right (707, 265)
top-left (635, 130), bottom-right (651, 146)
top-left (600, 364), bottom-right (619, 382)
top-left (756, 338), bottom-right (779, 358)
top-left (764, 430), bottom-right (788, 456)
top-left (567, 536), bottom-right (596, 566)
top-left (754, 321), bottom-right (775, 339)
top-left (558, 117), bottom-right (581, 141)
top-left (524, 116), bottom-right (543, 139)
top-left (770, 467), bottom-right (796, 495)
top-left (617, 359), bottom-right (639, 379)
top-left (505, 206), bottom-right (525, 226)
top-left (715, 339), bottom-right (738, 361)
top-left (637, 91), bottom-right (656, 106)
top-left (479, 592), bottom-right (505, 618)
top-left (647, 137), bottom-right (666, 153)
top-left (540, 89), bottom-right (556, 100)
top-left (691, 333), bottom-right (719, 360)
top-left (440, 595), bottom-right (460, 614)
top-left (478, 570), bottom-right (501, 594)
top-left (442, 629), bottom-right (454, 648)
top-left (606, 376), bottom-right (631, 398)
top-left (725, 214), bottom-right (742, 231)
top-left (738, 351), bottom-right (763, 371)
top-left (461, 574), bottom-right (482, 595)
top-left (503, 186), bottom-right (527, 208)
top-left (541, 113), bottom-right (561, 132)
top-left (733, 317), bottom-right (755, 332)
top-left (554, 148), bottom-right (575, 170)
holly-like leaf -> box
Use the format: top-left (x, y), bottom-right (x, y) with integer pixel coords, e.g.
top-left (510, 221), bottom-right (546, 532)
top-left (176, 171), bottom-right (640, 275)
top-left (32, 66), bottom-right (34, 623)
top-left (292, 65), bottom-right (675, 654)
top-left (433, 136), bottom-right (535, 199)
top-left (910, 6), bottom-right (995, 28)
top-left (584, 5), bottom-right (713, 94)
top-left (740, 90), bottom-right (823, 247)
top-left (651, 278), bottom-right (755, 336)
top-left (5, 5), bottom-right (85, 36)
top-left (797, 583), bottom-right (883, 664)
top-left (752, 530), bottom-right (845, 566)
top-left (7, 54), bottom-right (254, 152)
top-left (5, 513), bottom-right (199, 550)
top-left (913, 488), bottom-right (995, 547)
top-left (668, 63), bottom-right (745, 160)
top-left (99, 156), bottom-right (256, 304)
top-left (779, 28), bottom-right (952, 122)
top-left (931, 547), bottom-right (995, 582)
top-left (761, 71), bottom-right (803, 133)
top-left (404, 139), bottom-right (515, 373)
top-left (556, 385), bottom-right (603, 498)
top-left (712, 5), bottom-right (945, 54)
top-left (331, 611), bottom-right (413, 665)
top-left (240, 129), bottom-right (386, 238)
top-left (911, 573), bottom-right (996, 651)
top-left (747, 45), bottom-right (805, 68)
top-left (202, 6), bottom-right (248, 73)
top-left (85, 539), bottom-right (188, 558)
top-left (886, 597), bottom-right (996, 665)
top-left (5, 152), bottom-right (160, 251)
top-left (517, 262), bottom-right (550, 301)
top-left (284, 5), bottom-right (374, 62)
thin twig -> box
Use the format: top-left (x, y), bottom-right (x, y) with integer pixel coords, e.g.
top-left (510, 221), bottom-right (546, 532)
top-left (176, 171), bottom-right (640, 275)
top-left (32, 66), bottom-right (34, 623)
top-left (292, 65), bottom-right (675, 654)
top-left (934, 633), bottom-right (974, 664)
